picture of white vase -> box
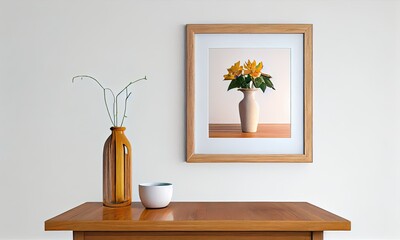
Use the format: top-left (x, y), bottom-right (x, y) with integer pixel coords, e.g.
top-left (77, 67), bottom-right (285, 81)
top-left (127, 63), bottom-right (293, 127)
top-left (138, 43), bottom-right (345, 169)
top-left (238, 88), bottom-right (259, 133)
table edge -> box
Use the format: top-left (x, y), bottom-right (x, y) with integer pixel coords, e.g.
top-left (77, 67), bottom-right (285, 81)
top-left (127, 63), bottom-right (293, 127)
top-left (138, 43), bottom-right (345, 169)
top-left (45, 202), bottom-right (351, 232)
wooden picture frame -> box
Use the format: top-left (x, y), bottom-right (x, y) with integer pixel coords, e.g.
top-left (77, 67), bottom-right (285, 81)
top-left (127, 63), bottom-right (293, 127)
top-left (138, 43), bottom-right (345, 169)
top-left (186, 24), bottom-right (313, 163)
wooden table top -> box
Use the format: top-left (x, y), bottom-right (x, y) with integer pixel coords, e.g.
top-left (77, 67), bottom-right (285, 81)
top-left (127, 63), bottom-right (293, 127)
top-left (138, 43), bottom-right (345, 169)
top-left (209, 124), bottom-right (291, 138)
top-left (45, 202), bottom-right (351, 232)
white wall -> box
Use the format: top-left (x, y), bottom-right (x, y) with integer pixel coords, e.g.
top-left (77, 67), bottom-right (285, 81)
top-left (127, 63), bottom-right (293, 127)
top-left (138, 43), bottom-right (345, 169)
top-left (395, 0), bottom-right (400, 233)
top-left (0, 0), bottom-right (399, 239)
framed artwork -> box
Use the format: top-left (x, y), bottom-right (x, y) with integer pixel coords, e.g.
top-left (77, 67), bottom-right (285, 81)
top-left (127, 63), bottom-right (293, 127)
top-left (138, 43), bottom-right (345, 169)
top-left (186, 24), bottom-right (313, 163)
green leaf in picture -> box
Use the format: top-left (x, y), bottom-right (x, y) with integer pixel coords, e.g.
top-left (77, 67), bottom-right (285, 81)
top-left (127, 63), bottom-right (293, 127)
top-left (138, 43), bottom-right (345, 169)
top-left (254, 77), bottom-right (264, 88)
top-left (227, 79), bottom-right (239, 91)
top-left (237, 76), bottom-right (247, 88)
top-left (245, 75), bottom-right (252, 84)
top-left (263, 76), bottom-right (275, 90)
top-left (260, 82), bottom-right (267, 92)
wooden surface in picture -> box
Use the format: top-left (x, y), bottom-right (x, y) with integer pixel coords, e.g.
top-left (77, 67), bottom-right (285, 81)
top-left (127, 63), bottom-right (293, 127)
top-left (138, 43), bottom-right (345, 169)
top-left (209, 124), bottom-right (291, 138)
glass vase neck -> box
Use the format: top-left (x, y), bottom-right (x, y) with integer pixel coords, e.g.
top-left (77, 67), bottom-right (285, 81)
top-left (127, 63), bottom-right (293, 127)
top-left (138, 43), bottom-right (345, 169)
top-left (110, 127), bottom-right (126, 131)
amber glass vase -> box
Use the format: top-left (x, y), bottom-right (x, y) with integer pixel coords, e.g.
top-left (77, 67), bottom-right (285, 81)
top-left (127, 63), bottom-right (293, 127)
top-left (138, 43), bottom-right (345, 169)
top-left (103, 127), bottom-right (132, 208)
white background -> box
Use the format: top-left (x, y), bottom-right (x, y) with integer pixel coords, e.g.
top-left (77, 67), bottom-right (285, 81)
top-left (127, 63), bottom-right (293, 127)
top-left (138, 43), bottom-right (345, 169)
top-left (0, 0), bottom-right (399, 239)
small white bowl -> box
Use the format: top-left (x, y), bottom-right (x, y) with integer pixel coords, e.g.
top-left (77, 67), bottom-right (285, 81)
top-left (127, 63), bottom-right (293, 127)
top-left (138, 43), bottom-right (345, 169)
top-left (139, 182), bottom-right (173, 209)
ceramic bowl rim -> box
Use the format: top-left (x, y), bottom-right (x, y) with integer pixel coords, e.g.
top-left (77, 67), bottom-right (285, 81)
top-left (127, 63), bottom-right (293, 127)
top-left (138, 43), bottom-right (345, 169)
top-left (139, 182), bottom-right (172, 187)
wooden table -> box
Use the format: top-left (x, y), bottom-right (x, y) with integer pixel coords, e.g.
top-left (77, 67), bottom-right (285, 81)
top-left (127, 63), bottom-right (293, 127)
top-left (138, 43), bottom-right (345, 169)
top-left (45, 202), bottom-right (350, 240)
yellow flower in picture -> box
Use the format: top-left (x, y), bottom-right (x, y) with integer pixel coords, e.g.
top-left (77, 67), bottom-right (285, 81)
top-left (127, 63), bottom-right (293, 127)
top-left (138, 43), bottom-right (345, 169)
top-left (222, 59), bottom-right (274, 92)
top-left (243, 60), bottom-right (255, 74)
top-left (223, 73), bottom-right (236, 80)
top-left (244, 60), bottom-right (263, 78)
top-left (228, 61), bottom-right (243, 76)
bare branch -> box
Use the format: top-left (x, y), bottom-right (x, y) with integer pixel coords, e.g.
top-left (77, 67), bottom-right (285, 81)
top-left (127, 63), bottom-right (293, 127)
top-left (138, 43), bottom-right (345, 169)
top-left (72, 75), bottom-right (146, 127)
top-left (120, 90), bottom-right (132, 127)
top-left (72, 75), bottom-right (116, 126)
top-left (116, 76), bottom-right (147, 99)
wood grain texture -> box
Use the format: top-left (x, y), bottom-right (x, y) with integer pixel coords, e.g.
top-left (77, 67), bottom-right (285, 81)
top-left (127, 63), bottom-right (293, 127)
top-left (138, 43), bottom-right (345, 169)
top-left (73, 232), bottom-right (84, 240)
top-left (45, 202), bottom-right (350, 232)
top-left (186, 24), bottom-right (313, 163)
top-left (187, 154), bottom-right (310, 163)
top-left (186, 25), bottom-right (195, 162)
top-left (312, 231), bottom-right (323, 240)
top-left (83, 231), bottom-right (310, 240)
top-left (186, 24), bottom-right (313, 34)
top-left (304, 24), bottom-right (313, 163)
top-left (209, 124), bottom-right (291, 138)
